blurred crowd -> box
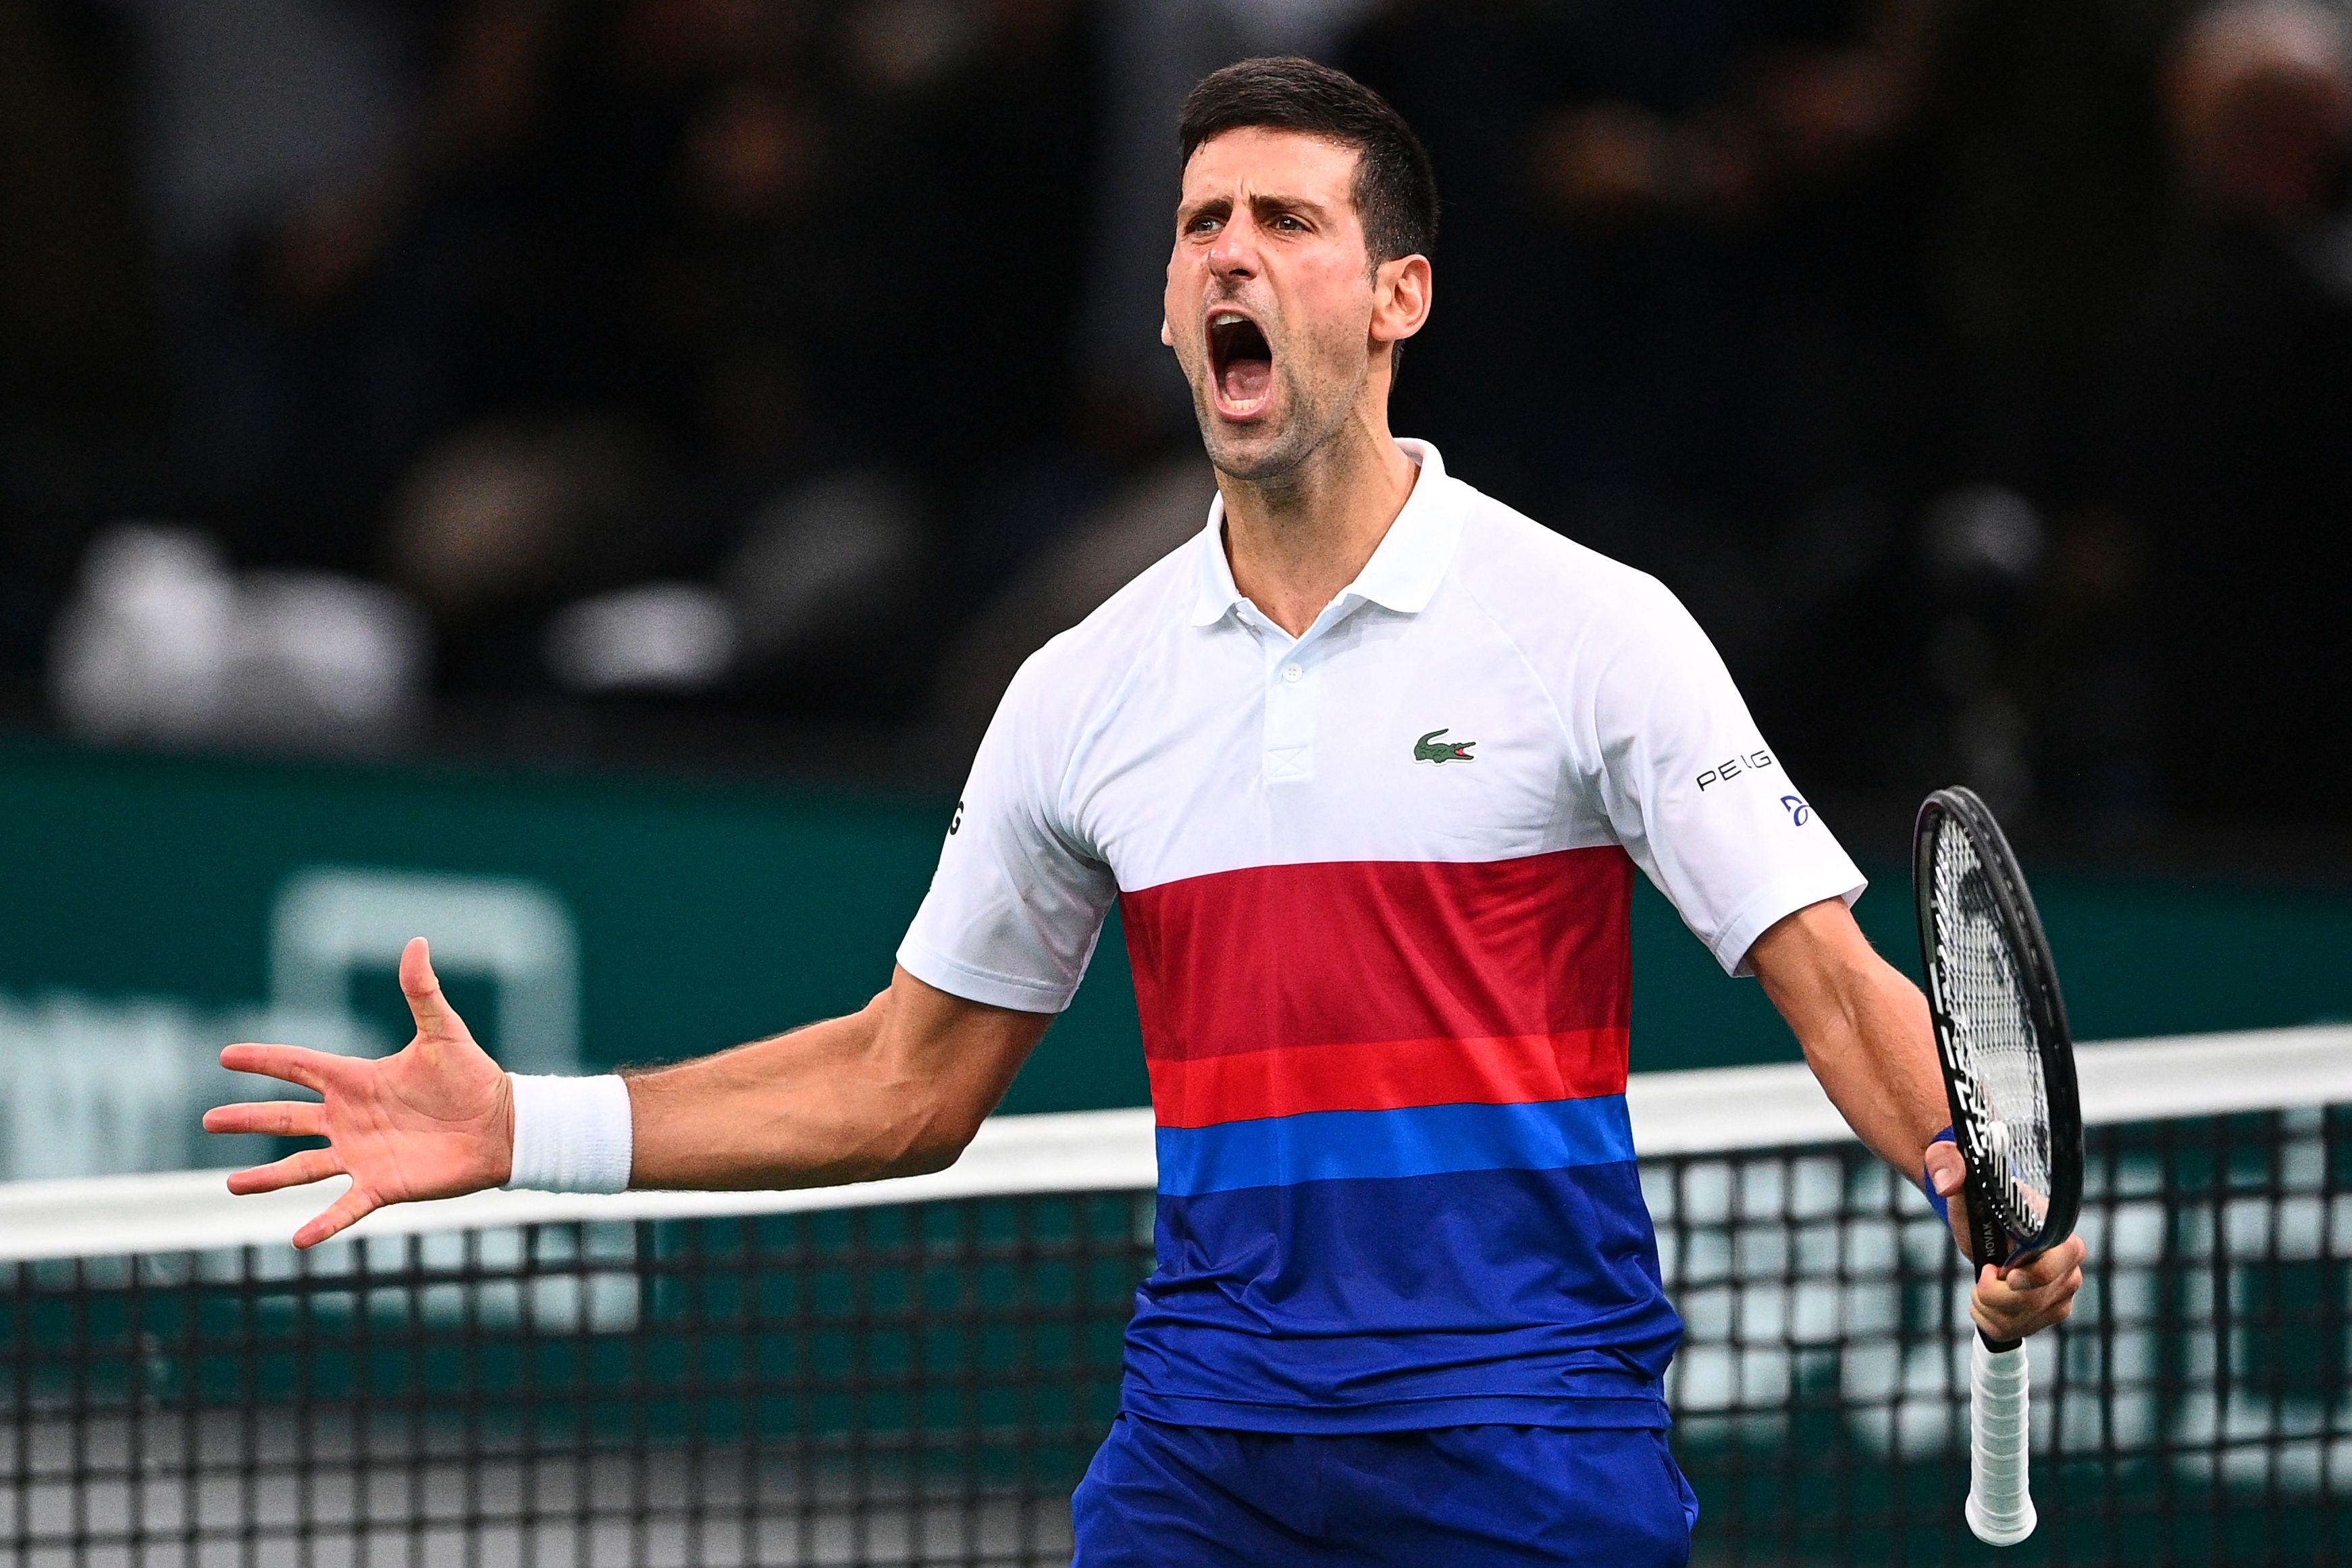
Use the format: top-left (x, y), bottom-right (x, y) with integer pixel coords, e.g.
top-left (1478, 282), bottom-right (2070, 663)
top-left (3, 0), bottom-right (2349, 831)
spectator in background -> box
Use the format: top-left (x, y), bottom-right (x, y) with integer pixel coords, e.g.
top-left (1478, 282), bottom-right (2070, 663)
top-left (840, 0), bottom-right (1102, 602)
top-left (0, 1), bottom-right (155, 684)
top-left (2100, 0), bottom-right (2352, 825)
top-left (385, 0), bottom-right (821, 691)
top-left (1914, 0), bottom-right (2189, 825)
top-left (392, 0), bottom-right (1107, 718)
top-left (101, 0), bottom-right (442, 572)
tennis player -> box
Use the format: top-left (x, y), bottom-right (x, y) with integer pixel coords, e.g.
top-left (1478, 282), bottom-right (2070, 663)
top-left (208, 57), bottom-right (2087, 1565)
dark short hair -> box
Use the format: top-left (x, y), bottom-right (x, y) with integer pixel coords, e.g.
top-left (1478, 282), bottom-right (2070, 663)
top-left (1178, 57), bottom-right (1438, 267)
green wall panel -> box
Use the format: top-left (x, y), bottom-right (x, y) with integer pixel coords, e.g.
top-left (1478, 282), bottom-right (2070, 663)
top-left (0, 736), bottom-right (2345, 1177)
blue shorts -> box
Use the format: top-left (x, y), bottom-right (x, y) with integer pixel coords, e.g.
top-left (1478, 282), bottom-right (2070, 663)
top-left (1072, 1416), bottom-right (1698, 1567)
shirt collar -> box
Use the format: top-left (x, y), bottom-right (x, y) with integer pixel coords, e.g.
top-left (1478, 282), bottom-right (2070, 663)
top-left (1187, 438), bottom-right (1462, 627)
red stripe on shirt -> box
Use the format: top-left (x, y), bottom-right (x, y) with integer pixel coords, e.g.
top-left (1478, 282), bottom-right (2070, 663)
top-left (1119, 847), bottom-right (1634, 1116)
top-left (1148, 1027), bottom-right (1628, 1128)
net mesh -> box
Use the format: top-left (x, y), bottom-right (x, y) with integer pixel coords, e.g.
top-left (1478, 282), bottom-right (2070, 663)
top-left (5, 1070), bottom-right (2347, 1566)
top-left (1927, 816), bottom-right (2056, 1234)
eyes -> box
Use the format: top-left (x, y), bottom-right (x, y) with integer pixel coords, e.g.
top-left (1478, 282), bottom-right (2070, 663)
top-left (1182, 209), bottom-right (1313, 239)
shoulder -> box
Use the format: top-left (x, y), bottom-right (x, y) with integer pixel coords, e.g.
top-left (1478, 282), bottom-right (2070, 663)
top-left (1439, 481), bottom-right (1707, 674)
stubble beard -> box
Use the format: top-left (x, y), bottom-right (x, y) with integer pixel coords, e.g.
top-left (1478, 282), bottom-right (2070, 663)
top-left (1186, 352), bottom-right (1365, 496)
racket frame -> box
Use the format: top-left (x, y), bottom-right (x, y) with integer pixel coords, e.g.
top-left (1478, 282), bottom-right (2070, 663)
top-left (1912, 786), bottom-right (2084, 1280)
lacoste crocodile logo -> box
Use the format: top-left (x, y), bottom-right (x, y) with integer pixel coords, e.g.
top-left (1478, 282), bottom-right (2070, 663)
top-left (1414, 728), bottom-right (1476, 764)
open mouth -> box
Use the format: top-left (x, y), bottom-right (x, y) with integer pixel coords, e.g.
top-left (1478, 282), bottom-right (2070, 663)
top-left (1207, 310), bottom-right (1274, 416)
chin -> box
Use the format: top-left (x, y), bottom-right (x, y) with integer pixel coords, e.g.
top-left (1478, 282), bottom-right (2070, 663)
top-left (1200, 424), bottom-right (1307, 485)
top-left (1191, 392), bottom-right (1305, 481)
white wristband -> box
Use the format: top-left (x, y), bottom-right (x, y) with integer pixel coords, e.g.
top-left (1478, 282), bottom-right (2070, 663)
top-left (504, 1074), bottom-right (634, 1193)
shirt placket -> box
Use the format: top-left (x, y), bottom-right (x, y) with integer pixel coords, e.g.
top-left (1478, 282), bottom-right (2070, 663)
top-left (1243, 599), bottom-right (1353, 787)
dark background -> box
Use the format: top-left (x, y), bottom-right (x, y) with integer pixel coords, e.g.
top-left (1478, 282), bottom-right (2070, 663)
top-left (4, 0), bottom-right (2351, 864)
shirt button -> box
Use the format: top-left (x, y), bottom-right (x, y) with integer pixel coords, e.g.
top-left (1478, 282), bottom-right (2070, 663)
top-left (1281, 664), bottom-right (1303, 684)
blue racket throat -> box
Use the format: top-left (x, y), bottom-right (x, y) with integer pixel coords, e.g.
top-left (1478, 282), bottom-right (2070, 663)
top-left (1921, 1125), bottom-right (1958, 1224)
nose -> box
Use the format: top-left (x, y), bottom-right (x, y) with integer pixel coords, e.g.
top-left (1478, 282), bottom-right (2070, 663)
top-left (1206, 213), bottom-right (1259, 281)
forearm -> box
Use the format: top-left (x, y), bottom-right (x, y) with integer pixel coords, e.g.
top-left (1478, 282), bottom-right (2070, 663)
top-left (618, 968), bottom-right (1047, 1191)
top-left (621, 1001), bottom-right (908, 1191)
top-left (1751, 900), bottom-right (1950, 1177)
top-left (1792, 958), bottom-right (1948, 1174)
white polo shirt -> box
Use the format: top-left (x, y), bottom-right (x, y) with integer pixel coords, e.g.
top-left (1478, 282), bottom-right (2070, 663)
top-left (896, 438), bottom-right (1866, 1434)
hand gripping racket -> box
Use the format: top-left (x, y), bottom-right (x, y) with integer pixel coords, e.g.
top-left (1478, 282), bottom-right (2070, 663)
top-left (1913, 787), bottom-right (2083, 1547)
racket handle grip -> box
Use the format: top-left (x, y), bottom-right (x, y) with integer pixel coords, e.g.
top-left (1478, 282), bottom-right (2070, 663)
top-left (1966, 1334), bottom-right (2036, 1546)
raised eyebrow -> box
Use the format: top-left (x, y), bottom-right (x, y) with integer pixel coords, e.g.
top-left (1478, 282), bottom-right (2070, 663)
top-left (1249, 192), bottom-right (1332, 226)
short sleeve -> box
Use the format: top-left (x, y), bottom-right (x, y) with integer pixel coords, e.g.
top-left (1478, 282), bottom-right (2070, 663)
top-left (896, 653), bottom-right (1120, 1012)
top-left (1590, 584), bottom-right (1866, 976)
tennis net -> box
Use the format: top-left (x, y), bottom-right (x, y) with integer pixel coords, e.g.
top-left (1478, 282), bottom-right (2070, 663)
top-left (4, 1025), bottom-right (2347, 1567)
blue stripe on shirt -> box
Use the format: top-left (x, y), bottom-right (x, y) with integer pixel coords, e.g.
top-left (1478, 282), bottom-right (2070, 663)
top-left (1155, 1094), bottom-right (1636, 1197)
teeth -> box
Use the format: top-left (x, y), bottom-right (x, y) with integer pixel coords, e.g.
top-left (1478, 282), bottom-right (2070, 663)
top-left (1211, 313), bottom-right (1247, 328)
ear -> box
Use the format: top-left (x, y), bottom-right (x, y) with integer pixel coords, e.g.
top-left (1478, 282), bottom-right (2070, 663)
top-left (1369, 254), bottom-right (1434, 346)
top-left (1160, 315), bottom-right (1175, 347)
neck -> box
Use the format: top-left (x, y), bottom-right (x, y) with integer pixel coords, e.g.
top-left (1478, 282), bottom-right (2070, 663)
top-left (1218, 404), bottom-right (1419, 638)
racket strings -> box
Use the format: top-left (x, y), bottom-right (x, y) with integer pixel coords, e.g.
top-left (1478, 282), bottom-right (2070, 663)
top-left (1929, 824), bottom-right (2053, 1236)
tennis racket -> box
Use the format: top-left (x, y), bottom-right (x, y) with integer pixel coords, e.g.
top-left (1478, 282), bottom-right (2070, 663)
top-left (1913, 786), bottom-right (2083, 1548)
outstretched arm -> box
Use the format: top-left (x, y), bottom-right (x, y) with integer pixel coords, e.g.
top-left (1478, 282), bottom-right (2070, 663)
top-left (623, 962), bottom-right (1050, 1190)
top-left (1746, 898), bottom-right (2085, 1340)
top-left (205, 938), bottom-right (1051, 1248)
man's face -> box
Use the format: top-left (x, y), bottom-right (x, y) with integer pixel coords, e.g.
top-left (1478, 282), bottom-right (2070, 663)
top-left (1163, 128), bottom-right (1392, 482)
